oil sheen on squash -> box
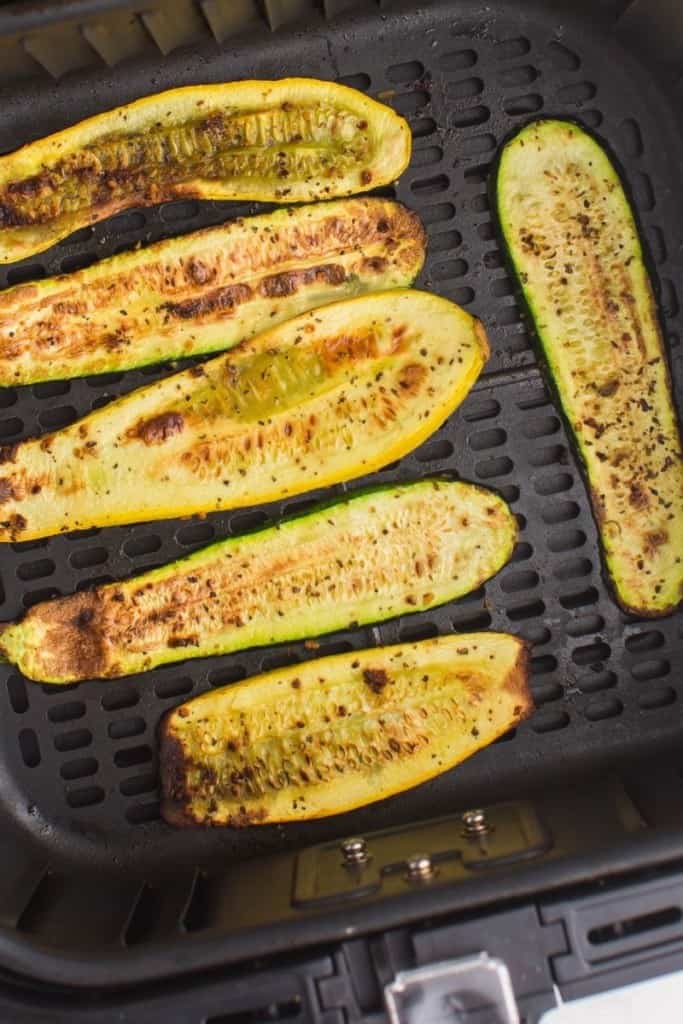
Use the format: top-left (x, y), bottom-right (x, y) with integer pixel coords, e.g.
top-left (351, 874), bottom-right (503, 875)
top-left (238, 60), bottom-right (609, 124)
top-left (0, 79), bottom-right (411, 262)
top-left (495, 119), bottom-right (683, 617)
top-left (0, 199), bottom-right (425, 385)
top-left (0, 290), bottom-right (489, 541)
top-left (159, 633), bottom-right (532, 827)
top-left (0, 479), bottom-right (517, 683)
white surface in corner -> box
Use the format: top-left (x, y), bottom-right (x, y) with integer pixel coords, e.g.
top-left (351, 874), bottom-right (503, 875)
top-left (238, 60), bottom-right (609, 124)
top-left (541, 970), bottom-right (683, 1023)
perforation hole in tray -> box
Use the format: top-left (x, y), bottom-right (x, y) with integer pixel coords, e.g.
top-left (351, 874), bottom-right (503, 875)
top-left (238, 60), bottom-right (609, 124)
top-left (114, 745), bottom-right (153, 769)
top-left (556, 81), bottom-right (596, 105)
top-left (108, 717), bottom-right (145, 741)
top-left (542, 500), bottom-right (580, 525)
top-left (566, 613), bottom-right (605, 639)
top-left (579, 670), bottom-right (617, 695)
top-left (452, 608), bottom-right (492, 632)
top-left (19, 729), bottom-right (40, 768)
top-left (504, 93), bottom-right (544, 117)
top-left (7, 676), bottom-right (28, 714)
top-left (415, 438), bottom-right (454, 463)
top-left (560, 587), bottom-right (600, 610)
top-left (584, 697), bottom-right (623, 722)
top-left (494, 37), bottom-right (531, 60)
top-left (126, 802), bottom-right (161, 825)
top-left (638, 688), bottom-right (677, 711)
top-left (412, 116), bottom-right (437, 138)
top-left (154, 677), bottom-right (194, 699)
top-left (54, 729), bottom-right (92, 753)
top-left (429, 229), bottom-right (462, 252)
top-left (120, 773), bottom-right (158, 797)
top-left (60, 757), bottom-right (98, 781)
top-left (208, 664), bottom-right (247, 688)
top-left (500, 569), bottom-right (539, 593)
top-left (48, 701), bottom-right (85, 724)
top-left (531, 710), bottom-right (570, 734)
top-left (631, 659), bottom-right (671, 682)
top-left (625, 630), bottom-right (665, 654)
top-left (452, 105), bottom-right (490, 128)
top-left (67, 786), bottom-right (104, 808)
top-left (102, 687), bottom-right (139, 712)
top-left (412, 145), bottom-right (444, 168)
top-left (532, 680), bottom-right (563, 705)
top-left (419, 202), bottom-right (455, 225)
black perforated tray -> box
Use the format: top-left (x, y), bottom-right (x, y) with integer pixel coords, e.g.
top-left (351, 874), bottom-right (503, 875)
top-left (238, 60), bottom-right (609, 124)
top-left (0, 0), bottom-right (680, 986)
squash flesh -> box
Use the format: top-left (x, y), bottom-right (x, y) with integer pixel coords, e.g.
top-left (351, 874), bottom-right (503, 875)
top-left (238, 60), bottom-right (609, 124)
top-left (0, 79), bottom-right (411, 262)
top-left (0, 479), bottom-right (517, 682)
top-left (159, 633), bottom-right (532, 826)
top-left (0, 199), bottom-right (424, 384)
top-left (0, 290), bottom-right (489, 541)
top-left (496, 119), bottom-right (683, 616)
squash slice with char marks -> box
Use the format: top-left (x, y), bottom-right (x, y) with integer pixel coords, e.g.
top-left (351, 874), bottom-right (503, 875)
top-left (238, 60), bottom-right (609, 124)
top-left (159, 633), bottom-right (532, 827)
top-left (495, 119), bottom-right (683, 617)
top-left (0, 78), bottom-right (411, 263)
top-left (0, 290), bottom-right (489, 542)
top-left (0, 479), bottom-right (517, 683)
top-left (0, 198), bottom-right (425, 385)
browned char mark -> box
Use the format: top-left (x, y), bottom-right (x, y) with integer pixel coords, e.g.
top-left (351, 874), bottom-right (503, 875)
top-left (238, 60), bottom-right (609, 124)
top-left (130, 411), bottom-right (185, 445)
top-left (259, 263), bottom-right (347, 299)
top-left (398, 363), bottom-right (427, 394)
top-left (504, 641), bottom-right (534, 719)
top-left (161, 282), bottom-right (253, 320)
top-left (363, 667), bottom-right (390, 693)
top-left (320, 330), bottom-right (378, 371)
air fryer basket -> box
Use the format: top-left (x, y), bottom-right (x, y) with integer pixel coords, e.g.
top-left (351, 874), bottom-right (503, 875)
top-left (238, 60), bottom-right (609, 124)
top-left (0, 0), bottom-right (679, 993)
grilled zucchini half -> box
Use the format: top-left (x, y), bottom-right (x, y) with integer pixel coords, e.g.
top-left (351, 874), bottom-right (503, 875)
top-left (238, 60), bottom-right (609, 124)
top-left (0, 78), bottom-right (411, 263)
top-left (0, 198), bottom-right (425, 385)
top-left (160, 633), bottom-right (532, 827)
top-left (0, 479), bottom-right (517, 683)
top-left (495, 119), bottom-right (683, 617)
top-left (0, 290), bottom-right (489, 542)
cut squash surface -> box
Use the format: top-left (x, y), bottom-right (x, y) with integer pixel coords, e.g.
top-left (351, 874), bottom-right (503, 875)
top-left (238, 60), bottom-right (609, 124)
top-left (0, 290), bottom-right (489, 541)
top-left (0, 198), bottom-right (425, 384)
top-left (0, 479), bottom-right (517, 683)
top-left (159, 633), bottom-right (532, 827)
top-left (495, 119), bottom-right (683, 616)
top-left (0, 78), bottom-right (411, 262)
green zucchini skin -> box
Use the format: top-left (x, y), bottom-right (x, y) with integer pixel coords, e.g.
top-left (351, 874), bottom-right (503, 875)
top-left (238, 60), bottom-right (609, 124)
top-left (0, 478), bottom-right (517, 683)
top-left (495, 118), bottom-right (683, 618)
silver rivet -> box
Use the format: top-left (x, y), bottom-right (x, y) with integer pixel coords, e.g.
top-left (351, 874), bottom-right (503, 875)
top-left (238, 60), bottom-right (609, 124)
top-left (462, 808), bottom-right (490, 836)
top-left (406, 852), bottom-right (436, 881)
top-left (341, 836), bottom-right (369, 865)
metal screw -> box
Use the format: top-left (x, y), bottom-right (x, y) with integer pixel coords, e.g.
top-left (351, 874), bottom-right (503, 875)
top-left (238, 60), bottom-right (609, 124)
top-left (462, 808), bottom-right (490, 837)
top-left (341, 836), bottom-right (369, 865)
top-left (406, 852), bottom-right (436, 881)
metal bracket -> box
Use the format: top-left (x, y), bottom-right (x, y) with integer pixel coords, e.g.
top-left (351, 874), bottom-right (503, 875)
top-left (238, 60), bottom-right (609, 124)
top-left (384, 954), bottom-right (520, 1024)
top-left (293, 801), bottom-right (551, 908)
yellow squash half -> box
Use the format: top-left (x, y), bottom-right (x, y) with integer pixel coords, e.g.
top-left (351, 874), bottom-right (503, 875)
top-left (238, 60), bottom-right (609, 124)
top-left (0, 479), bottom-right (517, 683)
top-left (0, 198), bottom-right (425, 384)
top-left (0, 290), bottom-right (489, 541)
top-left (0, 78), bottom-right (411, 262)
top-left (159, 633), bottom-right (532, 827)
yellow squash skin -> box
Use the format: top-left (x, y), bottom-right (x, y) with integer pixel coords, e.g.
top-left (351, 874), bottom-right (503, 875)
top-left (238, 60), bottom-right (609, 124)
top-left (0, 79), bottom-right (411, 263)
top-left (0, 290), bottom-right (489, 542)
top-left (0, 479), bottom-right (517, 683)
top-left (496, 119), bottom-right (683, 617)
top-left (0, 199), bottom-right (425, 385)
top-left (159, 633), bottom-right (532, 827)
